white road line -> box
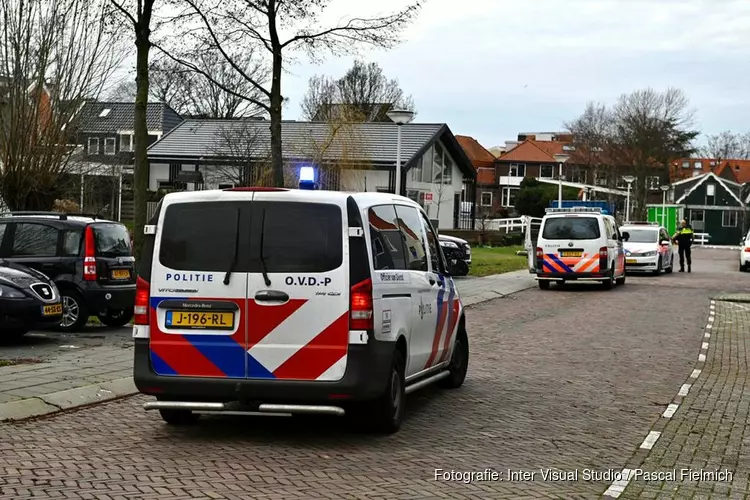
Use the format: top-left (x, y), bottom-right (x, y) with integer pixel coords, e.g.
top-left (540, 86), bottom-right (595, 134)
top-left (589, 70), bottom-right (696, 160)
top-left (640, 431), bottom-right (661, 449)
top-left (678, 384), bottom-right (691, 396)
top-left (704, 332), bottom-right (711, 339)
top-left (706, 324), bottom-right (712, 330)
top-left (690, 369), bottom-right (702, 378)
top-left (603, 469), bottom-right (635, 498)
top-left (662, 404), bottom-right (679, 418)
top-left (699, 353), bottom-right (706, 362)
top-left (702, 342), bottom-right (709, 350)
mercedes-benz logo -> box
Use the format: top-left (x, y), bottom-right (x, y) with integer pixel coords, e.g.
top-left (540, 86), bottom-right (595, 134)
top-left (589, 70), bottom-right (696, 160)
top-left (568, 242), bottom-right (574, 247)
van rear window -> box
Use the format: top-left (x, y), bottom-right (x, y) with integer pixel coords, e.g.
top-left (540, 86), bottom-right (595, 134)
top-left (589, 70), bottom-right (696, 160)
top-left (158, 201), bottom-right (342, 273)
top-left (542, 217), bottom-right (601, 240)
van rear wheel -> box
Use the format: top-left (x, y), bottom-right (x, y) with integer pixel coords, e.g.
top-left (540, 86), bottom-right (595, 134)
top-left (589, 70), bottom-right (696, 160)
top-left (356, 349), bottom-right (405, 434)
top-left (538, 280), bottom-right (550, 290)
top-left (440, 326), bottom-right (468, 389)
top-left (601, 269), bottom-right (615, 290)
top-left (159, 409), bottom-right (199, 426)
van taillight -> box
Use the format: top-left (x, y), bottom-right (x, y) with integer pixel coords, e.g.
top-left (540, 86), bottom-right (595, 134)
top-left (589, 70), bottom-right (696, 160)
top-left (599, 246), bottom-right (608, 269)
top-left (535, 247), bottom-right (544, 270)
top-left (134, 277), bottom-right (150, 325)
top-left (350, 278), bottom-right (373, 331)
top-left (83, 226), bottom-right (97, 281)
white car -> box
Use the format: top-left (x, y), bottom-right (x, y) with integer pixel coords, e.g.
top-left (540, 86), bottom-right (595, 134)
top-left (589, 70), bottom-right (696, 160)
top-left (740, 230), bottom-right (750, 272)
top-left (620, 223), bottom-right (674, 275)
top-left (133, 188), bottom-right (469, 434)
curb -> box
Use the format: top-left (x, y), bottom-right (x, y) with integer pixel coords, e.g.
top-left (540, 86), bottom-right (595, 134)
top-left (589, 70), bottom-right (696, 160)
top-left (0, 377), bottom-right (137, 423)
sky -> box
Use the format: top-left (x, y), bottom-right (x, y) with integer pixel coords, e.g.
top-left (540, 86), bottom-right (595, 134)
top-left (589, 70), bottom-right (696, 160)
top-left (277, 0), bottom-right (750, 150)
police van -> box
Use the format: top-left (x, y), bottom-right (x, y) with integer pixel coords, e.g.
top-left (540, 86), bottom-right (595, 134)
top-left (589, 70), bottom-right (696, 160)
top-left (534, 207), bottom-right (628, 290)
top-left (133, 188), bottom-right (469, 433)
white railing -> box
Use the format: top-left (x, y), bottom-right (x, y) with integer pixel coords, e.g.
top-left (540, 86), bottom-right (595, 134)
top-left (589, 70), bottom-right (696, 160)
top-left (476, 217), bottom-right (528, 233)
top-left (694, 232), bottom-right (710, 245)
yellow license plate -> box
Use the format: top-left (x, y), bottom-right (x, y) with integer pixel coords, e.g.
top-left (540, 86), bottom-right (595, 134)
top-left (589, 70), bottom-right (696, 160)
top-left (42, 303), bottom-right (63, 316)
top-left (560, 251), bottom-right (582, 257)
top-left (626, 259), bottom-right (637, 264)
top-left (166, 310), bottom-right (234, 330)
top-left (111, 269), bottom-right (131, 280)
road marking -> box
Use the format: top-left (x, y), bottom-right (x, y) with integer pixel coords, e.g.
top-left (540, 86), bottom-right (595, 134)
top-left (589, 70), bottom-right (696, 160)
top-left (701, 342), bottom-right (709, 350)
top-left (662, 404), bottom-right (679, 418)
top-left (706, 324), bottom-right (712, 330)
top-left (690, 369), bottom-right (701, 378)
top-left (699, 353), bottom-right (706, 362)
top-left (704, 332), bottom-right (711, 339)
top-left (603, 469), bottom-right (635, 498)
top-left (678, 384), bottom-right (691, 396)
top-left (640, 431), bottom-right (661, 450)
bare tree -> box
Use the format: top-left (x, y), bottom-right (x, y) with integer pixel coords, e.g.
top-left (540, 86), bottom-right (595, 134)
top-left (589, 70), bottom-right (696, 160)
top-left (301, 60), bottom-right (415, 122)
top-left (0, 0), bottom-right (124, 210)
top-left (206, 121), bottom-right (267, 187)
top-left (701, 131), bottom-right (750, 176)
top-left (160, 0), bottom-right (422, 188)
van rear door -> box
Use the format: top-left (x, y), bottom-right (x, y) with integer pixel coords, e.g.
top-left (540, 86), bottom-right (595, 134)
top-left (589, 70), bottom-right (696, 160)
top-left (539, 215), bottom-right (602, 273)
top-left (148, 198), bottom-right (251, 379)
top-left (245, 192), bottom-right (349, 381)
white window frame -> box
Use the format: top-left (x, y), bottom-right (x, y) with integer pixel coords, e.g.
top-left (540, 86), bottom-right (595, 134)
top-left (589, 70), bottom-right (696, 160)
top-left (682, 161), bottom-right (690, 169)
top-left (120, 133), bottom-right (133, 152)
top-left (88, 137), bottom-right (99, 155)
top-left (480, 191), bottom-right (493, 207)
top-left (539, 164), bottom-right (554, 179)
top-left (501, 187), bottom-right (518, 207)
top-left (104, 137), bottom-right (116, 155)
top-left (647, 176), bottom-right (660, 190)
top-left (694, 161), bottom-right (702, 169)
top-left (509, 163), bottom-right (526, 177)
top-left (722, 210), bottom-right (738, 228)
top-left (706, 183), bottom-right (716, 205)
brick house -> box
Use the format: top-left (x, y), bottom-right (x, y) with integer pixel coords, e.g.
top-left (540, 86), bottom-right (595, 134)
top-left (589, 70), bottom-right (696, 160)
top-left (455, 135), bottom-right (500, 214)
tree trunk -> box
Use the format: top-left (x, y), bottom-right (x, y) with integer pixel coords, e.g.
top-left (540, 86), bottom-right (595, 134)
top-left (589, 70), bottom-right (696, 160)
top-left (133, 22), bottom-right (151, 263)
top-left (269, 46), bottom-right (284, 187)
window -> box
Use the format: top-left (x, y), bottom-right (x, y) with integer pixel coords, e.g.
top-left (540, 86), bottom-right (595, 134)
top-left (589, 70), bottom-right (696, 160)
top-left (706, 184), bottom-right (715, 205)
top-left (394, 205), bottom-right (428, 272)
top-left (419, 147), bottom-right (434, 183)
top-left (407, 189), bottom-right (427, 209)
top-left (99, 108), bottom-right (111, 118)
top-left (480, 192), bottom-right (493, 207)
top-left (682, 161), bottom-right (690, 169)
top-left (509, 163), bottom-right (526, 177)
top-left (93, 223), bottom-right (131, 257)
top-left (501, 187), bottom-right (518, 207)
top-left (120, 134), bottom-right (133, 152)
top-left (723, 211), bottom-right (738, 227)
top-left (218, 183), bottom-right (234, 190)
top-left (597, 173), bottom-right (608, 186)
top-left (62, 230), bottom-right (82, 256)
top-left (433, 143), bottom-right (445, 183)
top-left (420, 212), bottom-right (443, 273)
top-left (647, 176), bottom-right (660, 190)
top-left (542, 217), bottom-right (601, 240)
top-left (442, 153), bottom-right (453, 184)
top-left (626, 229), bottom-right (659, 243)
top-left (11, 224), bottom-right (58, 257)
top-left (88, 137), bottom-right (99, 155)
top-left (0, 223), bottom-right (6, 249)
top-left (690, 210), bottom-right (705, 230)
top-left (616, 177), bottom-right (627, 189)
top-left (368, 205), bottom-right (407, 271)
top-left (694, 161), bottom-right (702, 169)
top-left (570, 169), bottom-right (587, 184)
top-left (104, 138), bottom-right (116, 155)
top-left (539, 164), bottom-right (554, 178)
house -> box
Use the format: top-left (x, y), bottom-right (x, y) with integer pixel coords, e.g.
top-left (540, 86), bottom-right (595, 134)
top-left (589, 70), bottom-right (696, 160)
top-left (69, 101), bottom-right (183, 219)
top-left (455, 135), bottom-right (499, 214)
top-left (671, 172), bottom-right (748, 245)
top-left (146, 119), bottom-right (477, 230)
top-left (671, 157), bottom-right (750, 185)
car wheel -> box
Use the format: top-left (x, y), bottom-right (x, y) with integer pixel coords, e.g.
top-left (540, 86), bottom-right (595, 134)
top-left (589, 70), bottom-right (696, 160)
top-left (616, 273), bottom-right (626, 286)
top-left (653, 259), bottom-right (662, 276)
top-left (159, 409), bottom-right (199, 426)
top-left (538, 280), bottom-right (550, 290)
top-left (601, 268), bottom-right (615, 290)
top-left (665, 255), bottom-right (674, 274)
top-left (440, 326), bottom-right (469, 389)
top-left (56, 289), bottom-right (89, 333)
top-left (359, 348), bottom-right (405, 434)
top-left (98, 308), bottom-right (134, 328)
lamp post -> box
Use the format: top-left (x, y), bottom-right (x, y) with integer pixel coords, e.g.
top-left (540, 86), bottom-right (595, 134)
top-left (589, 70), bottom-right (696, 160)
top-left (552, 153), bottom-right (571, 208)
top-left (386, 109), bottom-right (415, 196)
top-left (622, 175), bottom-right (636, 222)
top-left (660, 185), bottom-right (670, 228)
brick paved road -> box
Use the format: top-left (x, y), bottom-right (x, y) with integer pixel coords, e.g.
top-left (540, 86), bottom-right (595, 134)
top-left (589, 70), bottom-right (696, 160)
top-left (0, 249), bottom-right (746, 499)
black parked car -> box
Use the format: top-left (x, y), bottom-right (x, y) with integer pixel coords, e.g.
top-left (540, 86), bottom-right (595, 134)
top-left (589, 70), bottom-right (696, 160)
top-left (438, 234), bottom-right (471, 276)
top-left (0, 212), bottom-right (136, 332)
top-left (0, 260), bottom-right (63, 339)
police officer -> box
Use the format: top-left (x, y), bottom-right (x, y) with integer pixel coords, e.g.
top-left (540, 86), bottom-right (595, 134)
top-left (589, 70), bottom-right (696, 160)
top-left (672, 219), bottom-right (694, 272)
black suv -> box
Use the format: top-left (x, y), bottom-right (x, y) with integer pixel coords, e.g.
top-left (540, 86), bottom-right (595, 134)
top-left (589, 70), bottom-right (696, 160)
top-left (0, 212), bottom-right (136, 332)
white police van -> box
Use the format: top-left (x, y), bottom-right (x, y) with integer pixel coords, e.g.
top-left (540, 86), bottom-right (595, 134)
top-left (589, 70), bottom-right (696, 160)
top-left (535, 207), bottom-right (628, 290)
top-left (133, 188), bottom-right (469, 433)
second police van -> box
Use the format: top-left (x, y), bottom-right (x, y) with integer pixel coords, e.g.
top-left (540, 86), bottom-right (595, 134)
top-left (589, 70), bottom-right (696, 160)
top-left (133, 188), bottom-right (469, 434)
top-left (535, 207), bottom-right (628, 290)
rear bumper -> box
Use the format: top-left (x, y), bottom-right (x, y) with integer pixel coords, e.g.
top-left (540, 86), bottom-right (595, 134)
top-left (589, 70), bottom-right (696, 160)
top-left (535, 271), bottom-right (608, 281)
top-left (0, 298), bottom-right (62, 331)
top-left (133, 337), bottom-right (395, 403)
top-left (83, 283), bottom-right (135, 311)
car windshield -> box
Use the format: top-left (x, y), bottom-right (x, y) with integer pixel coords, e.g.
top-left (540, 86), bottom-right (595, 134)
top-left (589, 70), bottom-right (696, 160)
top-left (542, 217), bottom-right (600, 240)
top-left (93, 223), bottom-right (132, 257)
top-left (624, 229), bottom-right (659, 243)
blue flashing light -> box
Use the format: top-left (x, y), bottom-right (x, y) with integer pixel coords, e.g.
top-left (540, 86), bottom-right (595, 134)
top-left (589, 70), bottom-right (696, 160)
top-left (299, 166), bottom-right (315, 182)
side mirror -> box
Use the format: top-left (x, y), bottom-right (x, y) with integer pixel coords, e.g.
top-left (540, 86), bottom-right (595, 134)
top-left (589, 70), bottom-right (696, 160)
top-left (660, 240), bottom-right (670, 246)
top-left (621, 231), bottom-right (630, 241)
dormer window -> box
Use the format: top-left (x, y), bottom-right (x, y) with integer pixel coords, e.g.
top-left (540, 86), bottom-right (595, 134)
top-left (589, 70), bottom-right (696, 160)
top-left (99, 108), bottom-right (111, 118)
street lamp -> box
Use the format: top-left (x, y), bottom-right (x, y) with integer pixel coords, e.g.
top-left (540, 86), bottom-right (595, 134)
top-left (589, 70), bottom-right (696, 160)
top-left (552, 153), bottom-right (571, 208)
top-left (622, 175), bottom-right (636, 222)
top-left (660, 184), bottom-right (671, 229)
top-left (386, 109), bottom-right (415, 196)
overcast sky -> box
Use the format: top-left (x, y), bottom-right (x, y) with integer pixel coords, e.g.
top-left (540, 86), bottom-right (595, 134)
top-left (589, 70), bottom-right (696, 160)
top-left (280, 0), bottom-right (750, 150)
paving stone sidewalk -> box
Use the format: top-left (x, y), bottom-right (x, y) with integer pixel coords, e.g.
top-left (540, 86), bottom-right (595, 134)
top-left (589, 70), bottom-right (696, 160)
top-left (618, 296), bottom-right (750, 499)
top-left (0, 270), bottom-right (535, 421)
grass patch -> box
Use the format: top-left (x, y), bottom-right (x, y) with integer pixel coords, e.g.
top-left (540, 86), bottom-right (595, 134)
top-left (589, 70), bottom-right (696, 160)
top-left (0, 360), bottom-right (15, 367)
top-left (469, 246), bottom-right (528, 277)
top-left (0, 358), bottom-right (42, 367)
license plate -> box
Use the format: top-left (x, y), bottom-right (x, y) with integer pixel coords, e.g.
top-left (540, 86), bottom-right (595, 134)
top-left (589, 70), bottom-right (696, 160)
top-left (626, 258), bottom-right (638, 264)
top-left (42, 303), bottom-right (63, 316)
top-left (165, 310), bottom-right (234, 330)
top-left (560, 251), bottom-right (582, 257)
top-left (111, 269), bottom-right (131, 280)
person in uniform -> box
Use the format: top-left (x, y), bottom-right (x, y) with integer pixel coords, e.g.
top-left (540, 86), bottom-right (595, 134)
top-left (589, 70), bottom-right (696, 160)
top-left (672, 219), bottom-right (694, 272)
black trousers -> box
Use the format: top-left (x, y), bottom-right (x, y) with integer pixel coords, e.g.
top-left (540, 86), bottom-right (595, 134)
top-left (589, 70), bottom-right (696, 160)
top-left (678, 246), bottom-right (692, 270)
